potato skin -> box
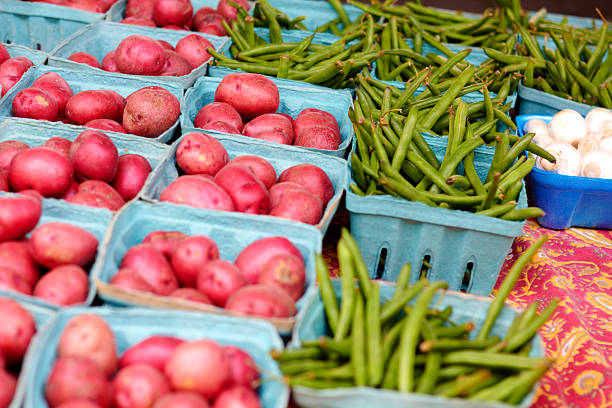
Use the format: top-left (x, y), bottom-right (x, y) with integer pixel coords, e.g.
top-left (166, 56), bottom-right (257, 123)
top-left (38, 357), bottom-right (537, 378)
top-left (278, 163), bottom-right (334, 206)
top-left (176, 132), bottom-right (229, 176)
top-left (212, 386), bottom-right (261, 408)
top-left (31, 72), bottom-right (74, 116)
top-left (141, 230), bottom-right (187, 259)
top-left (175, 34), bottom-right (214, 70)
top-left (216, 0), bottom-right (249, 20)
top-left (269, 189), bottom-right (324, 225)
top-left (169, 288), bottom-right (213, 305)
top-left (228, 156), bottom-right (276, 189)
top-left (171, 235), bottom-right (220, 288)
top-left (0, 241), bottom-right (40, 289)
top-left (154, 0), bottom-right (193, 27)
top-left (194, 102), bottom-right (243, 132)
top-left (242, 114), bottom-right (294, 144)
top-left (225, 284), bottom-right (297, 318)
top-left (0, 369), bottom-right (17, 408)
top-left (42, 137), bottom-right (72, 159)
top-left (120, 244), bottom-right (179, 295)
top-left (12, 88), bottom-right (59, 121)
top-left (65, 192), bottom-right (116, 211)
top-left (119, 335), bottom-right (184, 371)
top-left (8, 147), bottom-right (74, 197)
top-left (110, 268), bottom-right (156, 294)
top-left (0, 140), bottom-right (29, 171)
top-left (29, 222), bottom-right (99, 269)
top-left (68, 52), bottom-right (101, 69)
top-left (78, 181), bottom-right (125, 210)
top-left (159, 175), bottom-right (236, 212)
top-left (152, 392), bottom-right (210, 408)
top-left (196, 260), bottom-right (247, 307)
top-left (214, 73), bottom-right (279, 121)
top-left (234, 237), bottom-right (303, 284)
top-left (112, 154), bottom-right (152, 201)
top-left (115, 35), bottom-right (167, 75)
top-left (112, 364), bottom-right (171, 408)
top-left (258, 254), bottom-right (306, 301)
top-left (213, 164), bottom-right (271, 215)
top-left (70, 130), bottom-right (119, 182)
top-left (0, 57), bottom-right (34, 97)
top-left (224, 346), bottom-right (259, 389)
top-left (0, 297), bottom-right (36, 365)
top-left (0, 266), bottom-right (32, 295)
top-left (33, 264), bottom-right (89, 306)
top-left (65, 90), bottom-right (125, 125)
top-left (160, 50), bottom-right (192, 77)
top-left (122, 88), bottom-right (180, 138)
top-left (0, 194), bottom-right (41, 241)
top-left (293, 125), bottom-right (341, 150)
top-left (85, 119), bottom-right (126, 134)
top-left (101, 50), bottom-right (120, 73)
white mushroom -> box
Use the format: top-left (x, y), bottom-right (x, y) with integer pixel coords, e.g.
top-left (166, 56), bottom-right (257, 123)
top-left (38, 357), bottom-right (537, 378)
top-left (536, 142), bottom-right (582, 176)
top-left (585, 107), bottom-right (612, 139)
top-left (602, 120), bottom-right (612, 139)
top-left (548, 109), bottom-right (587, 146)
top-left (523, 118), bottom-right (554, 147)
top-left (581, 151), bottom-right (612, 179)
top-left (576, 134), bottom-right (600, 156)
top-left (599, 137), bottom-right (612, 155)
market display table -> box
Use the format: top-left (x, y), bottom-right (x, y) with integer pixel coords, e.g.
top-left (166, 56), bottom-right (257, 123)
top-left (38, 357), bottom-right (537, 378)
top-left (322, 210), bottom-right (612, 408)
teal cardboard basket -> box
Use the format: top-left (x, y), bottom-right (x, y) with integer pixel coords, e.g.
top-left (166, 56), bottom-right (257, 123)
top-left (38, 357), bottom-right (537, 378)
top-left (141, 132), bottom-right (347, 235)
top-left (0, 0), bottom-right (124, 52)
top-left (0, 65), bottom-right (184, 143)
top-left (0, 192), bottom-right (113, 310)
top-left (7, 301), bottom-right (54, 408)
top-left (290, 279), bottom-right (545, 408)
top-left (4, 42), bottom-right (48, 65)
top-left (48, 21), bottom-right (228, 89)
top-left (345, 135), bottom-right (527, 296)
top-left (91, 200), bottom-right (322, 335)
top-left (268, 0), bottom-right (364, 31)
top-left (182, 75), bottom-right (354, 158)
top-left (21, 307), bottom-right (289, 408)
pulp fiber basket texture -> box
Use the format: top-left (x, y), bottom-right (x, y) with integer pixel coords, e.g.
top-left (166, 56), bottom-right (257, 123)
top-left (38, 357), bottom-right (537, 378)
top-left (516, 114), bottom-right (612, 230)
top-left (90, 200), bottom-right (322, 336)
top-left (141, 132), bottom-right (347, 234)
top-left (182, 75), bottom-right (354, 158)
top-left (517, 82), bottom-right (603, 117)
top-left (21, 307), bottom-right (289, 408)
top-left (7, 301), bottom-right (54, 408)
top-left (0, 192), bottom-right (113, 310)
top-left (345, 135), bottom-right (527, 296)
top-left (48, 21), bottom-right (228, 89)
top-left (4, 43), bottom-right (48, 65)
top-left (0, 0), bottom-right (124, 52)
top-left (290, 279), bottom-right (545, 408)
top-left (0, 65), bottom-right (184, 143)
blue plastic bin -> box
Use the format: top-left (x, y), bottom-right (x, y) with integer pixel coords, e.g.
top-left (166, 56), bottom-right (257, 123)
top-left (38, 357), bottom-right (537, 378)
top-left (0, 192), bottom-right (113, 310)
top-left (48, 21), bottom-right (228, 89)
top-left (91, 200), bottom-right (322, 335)
top-left (7, 301), bottom-right (54, 408)
top-left (182, 75), bottom-right (354, 158)
top-left (0, 65), bottom-right (184, 143)
top-left (517, 82), bottom-right (602, 117)
top-left (345, 135), bottom-right (528, 296)
top-left (0, 0), bottom-right (124, 52)
top-left (517, 114), bottom-right (612, 230)
top-left (21, 307), bottom-right (289, 408)
top-left (141, 132), bottom-right (347, 234)
top-left (290, 279), bottom-right (545, 408)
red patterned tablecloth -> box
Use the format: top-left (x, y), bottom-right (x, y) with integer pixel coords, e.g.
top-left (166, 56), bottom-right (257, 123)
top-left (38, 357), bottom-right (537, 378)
top-left (322, 211), bottom-right (612, 408)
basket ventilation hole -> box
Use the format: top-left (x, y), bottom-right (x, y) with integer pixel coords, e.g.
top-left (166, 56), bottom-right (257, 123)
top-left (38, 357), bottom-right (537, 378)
top-left (419, 255), bottom-right (432, 280)
top-left (36, 43), bottom-right (42, 50)
top-left (460, 262), bottom-right (474, 293)
top-left (5, 40), bottom-right (11, 44)
top-left (375, 248), bottom-right (388, 280)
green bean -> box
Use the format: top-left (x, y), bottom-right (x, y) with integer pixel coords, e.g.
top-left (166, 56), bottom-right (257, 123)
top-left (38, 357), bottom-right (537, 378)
top-left (366, 284), bottom-right (383, 387)
top-left (378, 175), bottom-right (437, 206)
top-left (442, 351), bottom-right (552, 370)
top-left (438, 365), bottom-right (477, 380)
top-left (593, 52), bottom-right (612, 86)
top-left (446, 175), bottom-right (472, 190)
top-left (315, 253), bottom-right (339, 334)
top-left (501, 133), bottom-right (534, 171)
top-left (350, 184), bottom-right (366, 196)
top-left (299, 362), bottom-right (354, 381)
top-left (476, 201), bottom-right (517, 217)
top-left (279, 359), bottom-right (341, 375)
top-left (420, 336), bottom-right (501, 352)
top-left (317, 336), bottom-right (351, 358)
top-left (391, 108), bottom-right (418, 171)
top-left (498, 156), bottom-right (535, 194)
top-left (271, 347), bottom-right (322, 361)
top-left (340, 228), bottom-right (372, 299)
top-left (351, 291), bottom-right (367, 386)
top-left (504, 298), bottom-right (559, 351)
top-left (415, 321), bottom-right (441, 394)
top-left (380, 279), bottom-right (428, 325)
top-left (504, 365), bottom-right (551, 404)
top-left (469, 365), bottom-right (549, 402)
top-left (420, 192), bottom-right (486, 206)
top-left (381, 347), bottom-right (400, 390)
top-left (434, 322), bottom-right (475, 339)
top-left (586, 23), bottom-right (609, 77)
top-left (382, 317), bottom-right (405, 363)
top-left (288, 377), bottom-right (353, 389)
top-left (438, 369), bottom-right (492, 397)
top-left (407, 152), bottom-right (466, 197)
top-left (439, 136), bottom-right (485, 181)
top-left (335, 240), bottom-right (355, 342)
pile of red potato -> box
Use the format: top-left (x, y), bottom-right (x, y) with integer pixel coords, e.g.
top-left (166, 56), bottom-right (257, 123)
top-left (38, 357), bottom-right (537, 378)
top-left (68, 33), bottom-right (214, 77)
top-left (43, 314), bottom-right (263, 407)
top-left (194, 73), bottom-right (343, 150)
top-left (0, 45), bottom-right (35, 98)
top-left (112, 232), bottom-right (305, 318)
top-left (0, 194), bottom-right (100, 306)
top-left (26, 0), bottom-right (119, 13)
top-left (0, 129), bottom-right (153, 210)
top-left (10, 71), bottom-right (180, 139)
top-left (121, 0), bottom-right (249, 35)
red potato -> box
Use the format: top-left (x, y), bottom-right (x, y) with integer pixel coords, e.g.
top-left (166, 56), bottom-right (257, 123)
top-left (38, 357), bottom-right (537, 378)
top-left (61, 180), bottom-right (80, 200)
top-left (0, 353), bottom-right (4, 369)
top-left (216, 0), bottom-right (249, 20)
top-left (57, 314), bottom-right (117, 376)
top-left (12, 88), bottom-right (59, 121)
top-left (196, 260), bottom-right (247, 307)
top-left (169, 288), bottom-right (213, 304)
top-left (8, 147), bottom-right (73, 197)
top-left (0, 57), bottom-right (34, 97)
top-left (196, 14), bottom-right (226, 36)
top-left (277, 113), bottom-right (293, 124)
top-left (19, 188), bottom-right (44, 200)
top-left (142, 230), bottom-right (187, 259)
top-left (44, 357), bottom-right (112, 408)
top-left (68, 52), bottom-right (101, 69)
top-left (0, 171), bottom-right (7, 191)
top-left (293, 125), bottom-right (341, 150)
top-left (294, 109), bottom-right (340, 139)
top-left (234, 237), bottom-right (303, 284)
top-left (120, 244), bottom-right (179, 295)
top-left (0, 194), bottom-right (41, 241)
top-left (249, 129), bottom-right (291, 145)
top-left (0, 266), bottom-right (31, 295)
top-left (110, 268), bottom-right (156, 293)
top-left (159, 175), bottom-right (235, 211)
top-left (65, 90), bottom-right (125, 125)
top-left (175, 34), bottom-right (214, 69)
top-left (123, 87), bottom-right (180, 138)
top-left (214, 74), bottom-right (279, 121)
top-left (194, 102), bottom-right (243, 132)
top-left (162, 24), bottom-right (191, 30)
top-left (0, 241), bottom-right (39, 289)
top-left (31, 72), bottom-right (74, 117)
top-left (268, 182), bottom-right (307, 208)
top-left (278, 163), bottom-right (334, 206)
top-left (192, 7), bottom-right (216, 29)
top-left (0, 298), bottom-right (36, 365)
top-left (242, 114), bottom-right (294, 144)
top-left (85, 118), bottom-right (126, 134)
top-left (119, 335), bottom-right (184, 371)
top-left (62, 0), bottom-right (106, 13)
top-left (153, 392), bottom-right (210, 408)
top-left (66, 192), bottom-right (116, 210)
top-left (225, 285), bottom-right (297, 318)
top-left (43, 137), bottom-right (72, 159)
top-left (270, 189), bottom-right (323, 225)
top-left (224, 346), bottom-right (259, 389)
top-left (164, 339), bottom-right (230, 399)
top-left (158, 40), bottom-right (175, 50)
top-left (120, 17), bottom-right (157, 27)
top-left (201, 121), bottom-right (240, 134)
top-left (0, 140), bottom-right (29, 171)
top-left (125, 0), bottom-right (155, 19)
top-left (228, 156), bottom-right (276, 189)
top-left (33, 264), bottom-right (89, 306)
top-left (170, 235), bottom-right (220, 288)
top-left (258, 253), bottom-right (306, 301)
top-left (154, 0), bottom-right (193, 27)
top-left (176, 132), bottom-right (229, 176)
top-left (56, 400), bottom-right (103, 408)
top-left (29, 222), bottom-right (98, 268)
top-left (77, 181), bottom-right (125, 210)
top-left (160, 50), bottom-right (192, 77)
top-left (0, 44), bottom-right (9, 66)
top-left (0, 369), bottom-right (17, 408)
top-left (112, 154), bottom-right (152, 201)
top-left (70, 130), bottom-right (119, 182)
top-left (212, 386), bottom-right (261, 408)
top-left (214, 165), bottom-right (271, 215)
top-left (112, 364), bottom-right (171, 408)
top-left (115, 35), bottom-right (167, 75)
